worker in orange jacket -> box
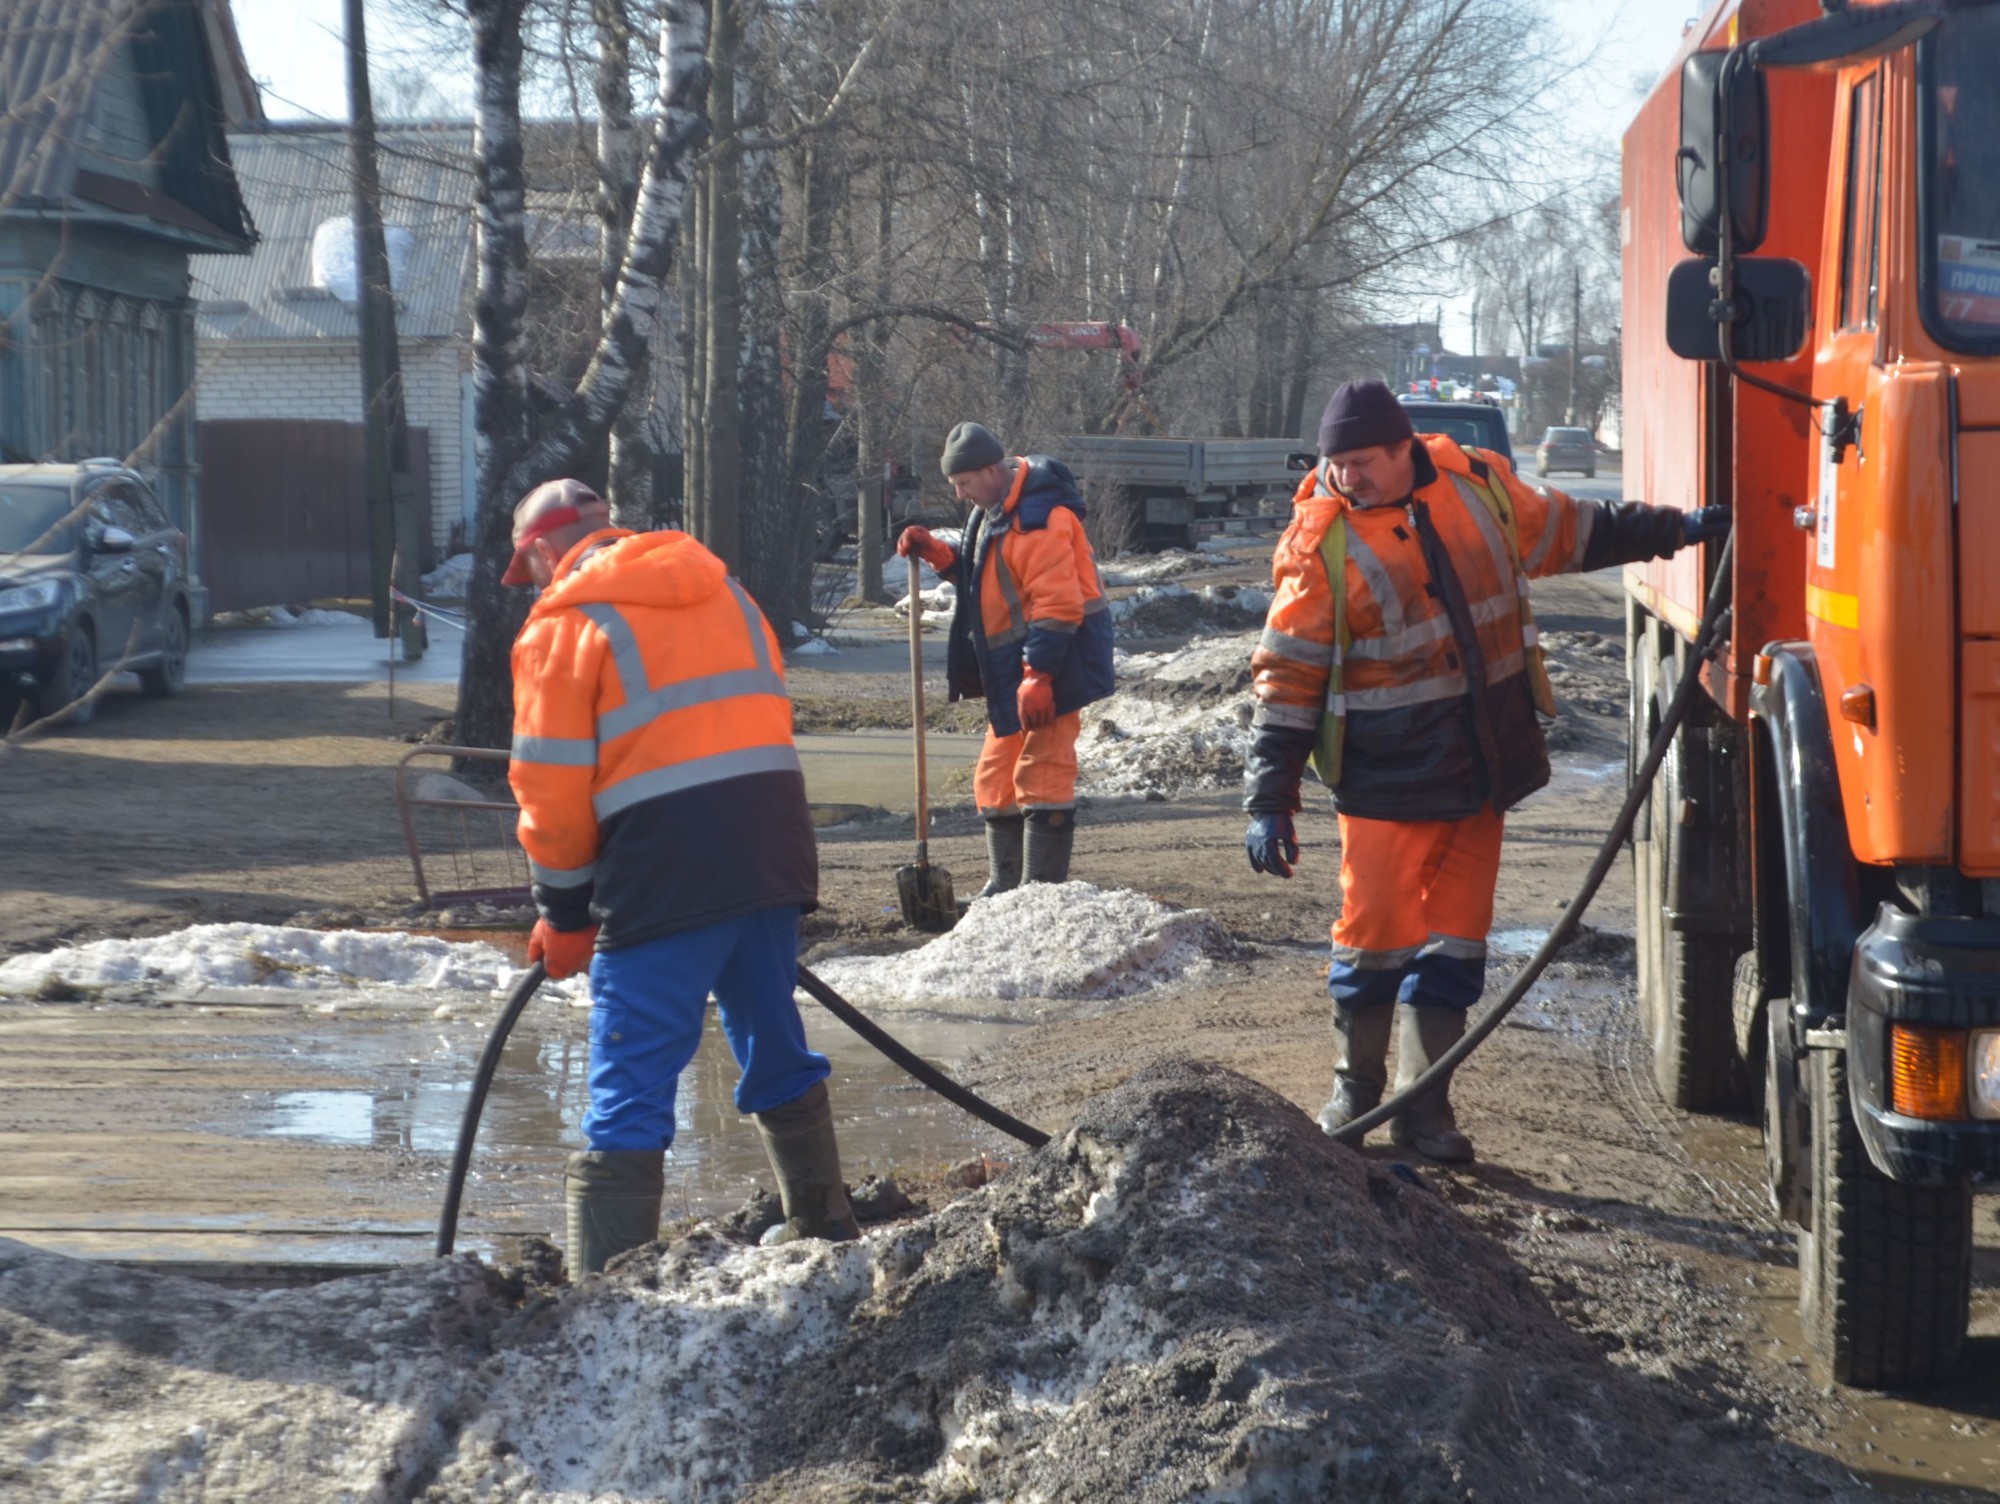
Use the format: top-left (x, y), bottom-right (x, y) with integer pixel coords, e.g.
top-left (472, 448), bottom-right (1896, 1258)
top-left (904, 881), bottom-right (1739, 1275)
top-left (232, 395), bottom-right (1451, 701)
top-left (1244, 381), bottom-right (1728, 1161)
top-left (504, 479), bottom-right (858, 1272)
top-left (897, 422), bottom-right (1116, 895)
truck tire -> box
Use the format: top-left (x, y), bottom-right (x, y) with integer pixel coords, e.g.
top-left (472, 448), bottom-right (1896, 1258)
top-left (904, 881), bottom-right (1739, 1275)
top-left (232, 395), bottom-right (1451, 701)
top-left (1799, 1048), bottom-right (1970, 1389)
top-left (1632, 642), bottom-right (1746, 1111)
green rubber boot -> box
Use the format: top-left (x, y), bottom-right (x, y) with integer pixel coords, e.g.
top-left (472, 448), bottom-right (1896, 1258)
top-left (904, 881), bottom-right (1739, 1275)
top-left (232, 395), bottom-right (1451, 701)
top-left (1316, 1001), bottom-right (1395, 1137)
top-left (979, 814), bottom-right (1026, 899)
top-left (754, 1081), bottom-right (861, 1244)
top-left (1389, 1005), bottom-right (1477, 1164)
top-left (1024, 809), bottom-right (1075, 885)
top-left (564, 1148), bottom-right (665, 1276)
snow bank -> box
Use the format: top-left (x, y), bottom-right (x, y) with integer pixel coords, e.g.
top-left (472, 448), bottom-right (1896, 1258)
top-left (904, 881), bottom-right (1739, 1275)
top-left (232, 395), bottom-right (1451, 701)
top-left (790, 636), bottom-right (839, 656)
top-left (1078, 633), bottom-right (1257, 796)
top-left (0, 1061), bottom-right (1855, 1504)
top-left (808, 882), bottom-right (1236, 1011)
top-left (1098, 548), bottom-right (1217, 587)
top-left (894, 579), bottom-right (956, 631)
top-left (0, 923), bottom-right (567, 1006)
top-left (207, 605), bottom-right (369, 629)
top-left (421, 552), bottom-right (474, 599)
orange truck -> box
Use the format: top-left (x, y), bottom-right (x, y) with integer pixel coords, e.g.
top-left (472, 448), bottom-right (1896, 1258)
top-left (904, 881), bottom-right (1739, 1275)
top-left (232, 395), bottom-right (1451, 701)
top-left (1623, 0), bottom-right (1999, 1387)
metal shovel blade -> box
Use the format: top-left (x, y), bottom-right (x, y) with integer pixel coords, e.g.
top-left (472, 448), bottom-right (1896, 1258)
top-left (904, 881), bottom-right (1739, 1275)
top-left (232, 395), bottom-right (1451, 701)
top-left (896, 860), bottom-right (957, 933)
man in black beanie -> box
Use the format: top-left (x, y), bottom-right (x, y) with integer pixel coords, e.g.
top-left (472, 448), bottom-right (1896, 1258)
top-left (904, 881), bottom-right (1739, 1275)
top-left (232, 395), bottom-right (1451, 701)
top-left (896, 423), bottom-right (1116, 894)
top-left (1242, 379), bottom-right (1729, 1162)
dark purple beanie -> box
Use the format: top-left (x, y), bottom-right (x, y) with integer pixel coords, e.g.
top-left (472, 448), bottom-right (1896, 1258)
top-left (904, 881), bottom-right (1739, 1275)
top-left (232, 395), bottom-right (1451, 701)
top-left (1317, 380), bottom-right (1416, 457)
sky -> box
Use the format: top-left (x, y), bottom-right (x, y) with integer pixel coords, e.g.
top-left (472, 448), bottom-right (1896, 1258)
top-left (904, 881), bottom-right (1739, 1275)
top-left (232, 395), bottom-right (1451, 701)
top-left (227, 0), bottom-right (1716, 352)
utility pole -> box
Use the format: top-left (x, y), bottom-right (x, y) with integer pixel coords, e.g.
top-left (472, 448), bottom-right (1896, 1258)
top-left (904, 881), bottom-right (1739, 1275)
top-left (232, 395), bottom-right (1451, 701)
top-left (1566, 264), bottom-right (1581, 427)
top-left (346, 0), bottom-right (422, 658)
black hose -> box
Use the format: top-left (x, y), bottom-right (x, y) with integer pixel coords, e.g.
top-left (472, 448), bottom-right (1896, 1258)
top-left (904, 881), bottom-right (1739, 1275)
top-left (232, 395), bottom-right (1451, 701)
top-left (1328, 533), bottom-right (1738, 1145)
top-left (435, 955), bottom-right (1054, 1255)
top-left (436, 960), bottom-right (547, 1257)
top-left (796, 964), bottom-right (1051, 1149)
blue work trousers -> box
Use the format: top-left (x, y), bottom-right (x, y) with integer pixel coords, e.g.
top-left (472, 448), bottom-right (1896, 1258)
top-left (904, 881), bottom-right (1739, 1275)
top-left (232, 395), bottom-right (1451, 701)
top-left (581, 906), bottom-right (829, 1151)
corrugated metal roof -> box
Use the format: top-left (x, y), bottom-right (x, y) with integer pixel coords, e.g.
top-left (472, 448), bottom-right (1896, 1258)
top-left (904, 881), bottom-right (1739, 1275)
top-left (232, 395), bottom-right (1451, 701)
top-left (0, 0), bottom-right (252, 248)
top-left (191, 124), bottom-right (475, 343)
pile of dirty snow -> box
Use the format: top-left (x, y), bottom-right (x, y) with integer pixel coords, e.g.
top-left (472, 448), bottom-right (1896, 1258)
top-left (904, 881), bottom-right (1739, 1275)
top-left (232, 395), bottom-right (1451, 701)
top-left (207, 604), bottom-right (369, 629)
top-left (0, 923), bottom-right (565, 1006)
top-left (0, 1062), bottom-right (1863, 1504)
top-left (808, 882), bottom-right (1237, 1010)
top-left (1077, 632), bottom-right (1258, 796)
top-left (1097, 547), bottom-right (1219, 587)
top-left (422, 552), bottom-right (474, 599)
top-left (893, 579), bottom-right (955, 630)
top-left (1109, 581), bottom-right (1271, 636)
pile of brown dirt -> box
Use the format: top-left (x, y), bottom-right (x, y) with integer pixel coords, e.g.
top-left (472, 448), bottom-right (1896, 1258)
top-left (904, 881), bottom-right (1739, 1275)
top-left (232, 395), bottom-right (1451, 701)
top-left (0, 1062), bottom-right (1860, 1503)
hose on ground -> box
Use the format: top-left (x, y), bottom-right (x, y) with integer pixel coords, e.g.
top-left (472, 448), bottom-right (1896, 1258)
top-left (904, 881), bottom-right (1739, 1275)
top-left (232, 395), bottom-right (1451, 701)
top-left (436, 959), bottom-right (546, 1256)
top-left (1327, 533), bottom-right (1737, 1144)
top-left (435, 958), bottom-right (1052, 1255)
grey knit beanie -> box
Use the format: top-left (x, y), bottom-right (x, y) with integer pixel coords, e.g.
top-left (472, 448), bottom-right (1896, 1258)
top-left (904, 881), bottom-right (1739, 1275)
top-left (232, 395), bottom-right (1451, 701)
top-left (940, 421), bottom-right (1006, 476)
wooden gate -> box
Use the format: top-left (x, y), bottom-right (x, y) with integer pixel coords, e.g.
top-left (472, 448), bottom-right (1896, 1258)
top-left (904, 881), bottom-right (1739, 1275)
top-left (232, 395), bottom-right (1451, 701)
top-left (197, 420), bottom-right (431, 614)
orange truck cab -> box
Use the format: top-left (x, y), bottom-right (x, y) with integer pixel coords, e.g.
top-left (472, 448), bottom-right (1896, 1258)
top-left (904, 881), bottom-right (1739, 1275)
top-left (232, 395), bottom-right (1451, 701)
top-left (1623, 0), bottom-right (2000, 1388)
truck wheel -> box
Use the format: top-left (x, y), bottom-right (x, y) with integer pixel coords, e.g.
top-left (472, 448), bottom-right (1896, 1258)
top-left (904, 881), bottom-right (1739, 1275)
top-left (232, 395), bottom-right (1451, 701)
top-left (1636, 653), bottom-right (1746, 1111)
top-left (1799, 1048), bottom-right (1970, 1389)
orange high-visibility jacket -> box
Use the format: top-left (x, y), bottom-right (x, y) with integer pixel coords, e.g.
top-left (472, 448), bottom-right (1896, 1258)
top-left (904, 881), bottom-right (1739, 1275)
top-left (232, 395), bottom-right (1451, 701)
top-left (944, 457), bottom-right (1116, 735)
top-left (1246, 435), bottom-right (1689, 822)
top-left (508, 528), bottom-right (816, 947)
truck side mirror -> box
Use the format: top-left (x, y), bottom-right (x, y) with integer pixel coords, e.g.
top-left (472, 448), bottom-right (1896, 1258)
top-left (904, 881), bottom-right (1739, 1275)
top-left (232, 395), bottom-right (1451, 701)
top-left (1665, 256), bottom-right (1811, 363)
top-left (1679, 51), bottom-right (1768, 256)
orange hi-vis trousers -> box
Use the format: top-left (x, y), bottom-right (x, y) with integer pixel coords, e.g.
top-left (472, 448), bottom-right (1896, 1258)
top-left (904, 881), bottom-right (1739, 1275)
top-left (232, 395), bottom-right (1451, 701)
top-left (1328, 804), bottom-right (1505, 1012)
top-left (974, 711), bottom-right (1082, 818)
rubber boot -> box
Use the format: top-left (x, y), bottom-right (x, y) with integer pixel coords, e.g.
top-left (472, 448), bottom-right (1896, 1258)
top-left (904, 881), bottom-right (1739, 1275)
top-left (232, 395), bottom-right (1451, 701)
top-left (978, 814), bottom-right (1026, 899)
top-left (753, 1080), bottom-right (861, 1244)
top-left (1316, 1002), bottom-right (1395, 1137)
top-left (1389, 1005), bottom-right (1476, 1164)
top-left (1023, 809), bottom-right (1075, 885)
top-left (564, 1148), bottom-right (665, 1276)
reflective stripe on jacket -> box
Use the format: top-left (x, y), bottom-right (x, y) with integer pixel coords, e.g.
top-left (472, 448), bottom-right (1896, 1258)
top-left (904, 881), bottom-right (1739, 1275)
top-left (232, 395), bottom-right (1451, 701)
top-left (1247, 434), bottom-right (1687, 821)
top-left (944, 455), bottom-right (1116, 736)
top-left (508, 528), bottom-right (817, 948)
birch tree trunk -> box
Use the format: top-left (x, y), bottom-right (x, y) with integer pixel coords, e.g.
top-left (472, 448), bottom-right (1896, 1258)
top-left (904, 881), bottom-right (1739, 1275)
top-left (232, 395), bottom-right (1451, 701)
top-left (593, 0), bottom-right (654, 525)
top-left (457, 0), bottom-right (711, 751)
top-left (694, 0), bottom-right (743, 573)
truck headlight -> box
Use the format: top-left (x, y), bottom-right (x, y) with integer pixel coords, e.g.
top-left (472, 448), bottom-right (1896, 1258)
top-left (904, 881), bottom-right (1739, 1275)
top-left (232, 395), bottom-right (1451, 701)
top-left (0, 580), bottom-right (61, 615)
top-left (1971, 1030), bottom-right (2000, 1121)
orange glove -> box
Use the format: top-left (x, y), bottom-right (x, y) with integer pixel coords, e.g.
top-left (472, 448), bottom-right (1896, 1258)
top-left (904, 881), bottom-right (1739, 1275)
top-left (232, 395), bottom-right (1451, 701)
top-left (1017, 667), bottom-right (1057, 731)
top-left (528, 919), bottom-right (598, 981)
top-left (896, 526), bottom-right (956, 572)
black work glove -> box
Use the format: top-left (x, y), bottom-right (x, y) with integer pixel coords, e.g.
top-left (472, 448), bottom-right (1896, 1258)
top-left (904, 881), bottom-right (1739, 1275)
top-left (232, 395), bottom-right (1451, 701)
top-left (1245, 812), bottom-right (1299, 878)
top-left (1682, 506), bottom-right (1731, 546)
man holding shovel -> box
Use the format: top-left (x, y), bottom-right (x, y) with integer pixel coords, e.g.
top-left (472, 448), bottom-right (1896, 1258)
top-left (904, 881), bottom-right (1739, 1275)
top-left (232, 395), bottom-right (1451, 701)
top-left (897, 422), bottom-right (1116, 895)
top-left (503, 479), bottom-right (860, 1273)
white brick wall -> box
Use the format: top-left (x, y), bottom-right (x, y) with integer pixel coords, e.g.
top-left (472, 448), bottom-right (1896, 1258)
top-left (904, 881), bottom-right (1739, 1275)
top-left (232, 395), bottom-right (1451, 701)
top-left (194, 339), bottom-right (471, 553)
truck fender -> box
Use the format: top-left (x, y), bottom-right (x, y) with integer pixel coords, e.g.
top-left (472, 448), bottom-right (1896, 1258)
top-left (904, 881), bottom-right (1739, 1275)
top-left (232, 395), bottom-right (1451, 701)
top-left (1745, 642), bottom-right (1866, 1030)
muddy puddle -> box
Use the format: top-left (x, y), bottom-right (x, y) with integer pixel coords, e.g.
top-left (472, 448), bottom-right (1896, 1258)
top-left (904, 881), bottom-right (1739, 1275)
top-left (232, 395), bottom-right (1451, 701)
top-left (3, 987), bottom-right (1021, 1269)
top-left (1670, 1103), bottom-right (2000, 1495)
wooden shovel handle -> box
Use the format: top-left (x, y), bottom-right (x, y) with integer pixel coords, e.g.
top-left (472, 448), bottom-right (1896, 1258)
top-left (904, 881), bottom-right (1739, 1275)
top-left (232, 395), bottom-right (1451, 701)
top-left (909, 554), bottom-right (930, 866)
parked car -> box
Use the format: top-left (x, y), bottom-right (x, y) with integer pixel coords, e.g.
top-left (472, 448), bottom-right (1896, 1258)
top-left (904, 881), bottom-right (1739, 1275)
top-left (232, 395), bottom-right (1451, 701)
top-left (1393, 398), bottom-right (1514, 465)
top-left (0, 461), bottom-right (192, 727)
top-left (1535, 426), bottom-right (1597, 477)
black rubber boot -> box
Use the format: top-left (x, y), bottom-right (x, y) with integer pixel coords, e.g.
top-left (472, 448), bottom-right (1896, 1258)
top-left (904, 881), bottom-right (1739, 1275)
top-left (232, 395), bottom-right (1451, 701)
top-left (1024, 809), bottom-right (1075, 884)
top-left (564, 1148), bottom-right (665, 1276)
top-left (754, 1080), bottom-right (861, 1243)
top-left (1389, 1005), bottom-right (1476, 1163)
top-left (1316, 1002), bottom-right (1395, 1137)
top-left (978, 814), bottom-right (1026, 899)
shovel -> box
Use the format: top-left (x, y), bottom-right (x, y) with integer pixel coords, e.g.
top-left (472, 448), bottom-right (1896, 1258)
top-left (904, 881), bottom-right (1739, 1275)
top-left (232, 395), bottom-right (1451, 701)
top-left (896, 553), bottom-right (956, 932)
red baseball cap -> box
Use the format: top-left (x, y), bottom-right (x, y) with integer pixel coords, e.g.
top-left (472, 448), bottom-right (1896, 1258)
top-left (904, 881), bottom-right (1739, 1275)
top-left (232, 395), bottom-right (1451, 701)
top-left (502, 479), bottom-right (609, 585)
